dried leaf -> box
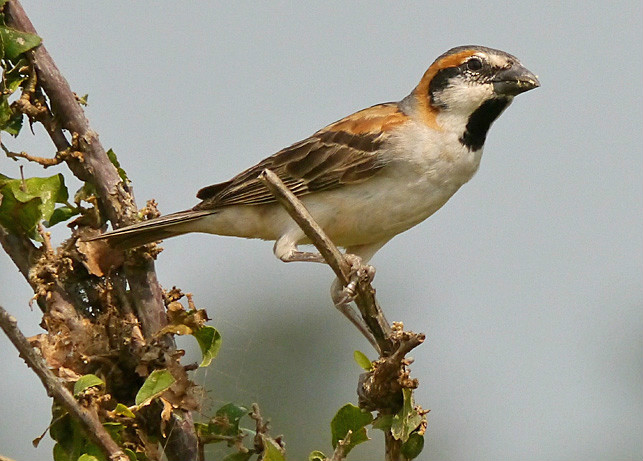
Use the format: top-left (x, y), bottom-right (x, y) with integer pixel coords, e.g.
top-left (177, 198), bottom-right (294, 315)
top-left (76, 238), bottom-right (124, 276)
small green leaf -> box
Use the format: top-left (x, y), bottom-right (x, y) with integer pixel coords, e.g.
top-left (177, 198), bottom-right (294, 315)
top-left (0, 25), bottom-right (42, 59)
top-left (222, 452), bottom-right (254, 461)
top-left (353, 350), bottom-right (373, 370)
top-left (2, 110), bottom-right (23, 136)
top-left (308, 450), bottom-right (326, 461)
top-left (401, 432), bottom-right (425, 460)
top-left (0, 97), bottom-right (15, 133)
top-left (77, 454), bottom-right (100, 461)
top-left (102, 422), bottom-right (124, 444)
top-left (73, 374), bottom-right (105, 395)
top-left (114, 403), bottom-right (136, 418)
top-left (74, 181), bottom-right (97, 203)
top-left (46, 205), bottom-right (80, 227)
top-left (391, 389), bottom-right (423, 443)
top-left (50, 412), bottom-right (86, 461)
top-left (372, 414), bottom-right (393, 431)
top-left (1, 58), bottom-right (29, 93)
top-left (134, 369), bottom-right (175, 406)
top-left (330, 403), bottom-right (373, 454)
top-left (53, 442), bottom-right (72, 461)
top-left (106, 148), bottom-right (129, 183)
top-left (215, 403), bottom-right (248, 436)
top-left (197, 403), bottom-right (249, 443)
top-left (123, 448), bottom-right (138, 461)
top-left (192, 325), bottom-right (222, 367)
top-left (260, 435), bottom-right (285, 461)
top-left (0, 173), bottom-right (70, 240)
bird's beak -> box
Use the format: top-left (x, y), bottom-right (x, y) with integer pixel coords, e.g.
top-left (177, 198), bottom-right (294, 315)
top-left (492, 63), bottom-right (540, 96)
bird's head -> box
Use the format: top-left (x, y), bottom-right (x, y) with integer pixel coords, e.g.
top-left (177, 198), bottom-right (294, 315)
top-left (410, 45), bottom-right (540, 150)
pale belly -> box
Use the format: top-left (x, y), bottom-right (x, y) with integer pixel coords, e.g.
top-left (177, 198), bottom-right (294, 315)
top-left (193, 164), bottom-right (469, 248)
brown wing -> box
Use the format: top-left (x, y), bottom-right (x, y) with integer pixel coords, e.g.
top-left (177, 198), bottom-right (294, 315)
top-left (194, 102), bottom-right (407, 210)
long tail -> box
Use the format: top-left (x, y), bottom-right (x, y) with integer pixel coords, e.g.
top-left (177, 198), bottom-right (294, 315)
top-left (87, 209), bottom-right (215, 249)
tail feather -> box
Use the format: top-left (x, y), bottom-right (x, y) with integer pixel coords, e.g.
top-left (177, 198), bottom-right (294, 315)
top-left (87, 209), bottom-right (215, 249)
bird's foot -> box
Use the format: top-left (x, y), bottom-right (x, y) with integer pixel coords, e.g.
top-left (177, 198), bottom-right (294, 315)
top-left (331, 254), bottom-right (376, 306)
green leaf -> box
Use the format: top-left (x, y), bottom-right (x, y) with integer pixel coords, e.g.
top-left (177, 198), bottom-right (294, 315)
top-left (74, 181), bottom-right (97, 204)
top-left (106, 148), bottom-right (129, 183)
top-left (1, 58), bottom-right (29, 93)
top-left (260, 435), bottom-right (285, 461)
top-left (114, 403), bottom-right (136, 418)
top-left (0, 25), bottom-right (42, 59)
top-left (50, 412), bottom-right (85, 461)
top-left (400, 432), bottom-right (425, 460)
top-left (46, 205), bottom-right (79, 227)
top-left (391, 389), bottom-right (422, 443)
top-left (123, 448), bottom-right (139, 461)
top-left (197, 403), bottom-right (249, 443)
top-left (222, 452), bottom-right (254, 461)
top-left (0, 96), bottom-right (15, 133)
top-left (330, 403), bottom-right (373, 454)
top-left (372, 414), bottom-right (393, 431)
top-left (77, 455), bottom-right (100, 461)
top-left (2, 110), bottom-right (23, 136)
top-left (353, 350), bottom-right (373, 370)
top-left (73, 374), bottom-right (105, 395)
top-left (0, 173), bottom-right (70, 240)
top-left (214, 403), bottom-right (248, 436)
top-left (101, 422), bottom-right (124, 444)
top-left (192, 325), bottom-right (222, 367)
top-left (308, 450), bottom-right (326, 461)
top-left (77, 93), bottom-right (89, 106)
top-left (134, 369), bottom-right (175, 406)
top-left (53, 443), bottom-right (72, 461)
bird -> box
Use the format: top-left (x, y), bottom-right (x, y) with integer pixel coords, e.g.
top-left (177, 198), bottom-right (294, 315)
top-left (92, 45), bottom-right (539, 306)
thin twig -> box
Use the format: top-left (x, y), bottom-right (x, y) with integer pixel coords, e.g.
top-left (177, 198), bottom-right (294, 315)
top-left (329, 430), bottom-right (352, 461)
top-left (259, 169), bottom-right (394, 355)
top-left (259, 169), bottom-right (427, 461)
top-left (0, 305), bottom-right (128, 461)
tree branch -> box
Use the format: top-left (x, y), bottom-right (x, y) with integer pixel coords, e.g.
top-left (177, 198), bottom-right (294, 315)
top-left (0, 304), bottom-right (128, 461)
top-left (259, 169), bottom-right (394, 355)
top-left (259, 169), bottom-right (427, 461)
top-left (3, 2), bottom-right (198, 458)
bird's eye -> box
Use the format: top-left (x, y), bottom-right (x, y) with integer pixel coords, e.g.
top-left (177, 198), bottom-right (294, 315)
top-left (466, 58), bottom-right (483, 71)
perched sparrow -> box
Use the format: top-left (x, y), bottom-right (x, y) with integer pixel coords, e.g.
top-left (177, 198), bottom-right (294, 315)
top-left (94, 45), bottom-right (538, 302)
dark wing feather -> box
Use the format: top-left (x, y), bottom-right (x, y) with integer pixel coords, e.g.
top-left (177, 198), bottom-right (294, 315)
top-left (194, 103), bottom-right (405, 210)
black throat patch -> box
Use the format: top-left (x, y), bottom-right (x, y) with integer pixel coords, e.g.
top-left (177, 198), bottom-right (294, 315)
top-left (460, 97), bottom-right (511, 151)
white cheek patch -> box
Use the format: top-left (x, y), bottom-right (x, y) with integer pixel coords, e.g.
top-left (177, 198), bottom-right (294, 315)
top-left (439, 81), bottom-right (494, 114)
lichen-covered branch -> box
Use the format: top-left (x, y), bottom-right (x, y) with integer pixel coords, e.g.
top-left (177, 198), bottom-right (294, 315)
top-left (2, 2), bottom-right (198, 459)
top-left (0, 304), bottom-right (128, 461)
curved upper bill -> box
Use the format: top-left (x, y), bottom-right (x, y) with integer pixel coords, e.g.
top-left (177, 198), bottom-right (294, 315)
top-left (492, 63), bottom-right (540, 96)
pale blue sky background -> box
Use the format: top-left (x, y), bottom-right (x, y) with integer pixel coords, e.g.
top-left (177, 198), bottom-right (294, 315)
top-left (1, 2), bottom-right (641, 460)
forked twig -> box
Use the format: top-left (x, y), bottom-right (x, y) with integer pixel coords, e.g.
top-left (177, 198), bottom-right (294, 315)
top-left (259, 169), bottom-right (394, 355)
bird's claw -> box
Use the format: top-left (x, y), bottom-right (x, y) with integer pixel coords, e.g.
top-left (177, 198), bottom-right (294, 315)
top-left (332, 254), bottom-right (376, 306)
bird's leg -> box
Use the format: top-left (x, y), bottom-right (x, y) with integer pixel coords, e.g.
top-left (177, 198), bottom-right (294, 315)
top-left (332, 291), bottom-right (378, 350)
top-left (274, 236), bottom-right (326, 263)
top-left (330, 255), bottom-right (376, 336)
top-left (278, 250), bottom-right (326, 263)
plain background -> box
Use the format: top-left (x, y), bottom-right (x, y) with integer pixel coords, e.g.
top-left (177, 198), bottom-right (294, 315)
top-left (1, 2), bottom-right (641, 460)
